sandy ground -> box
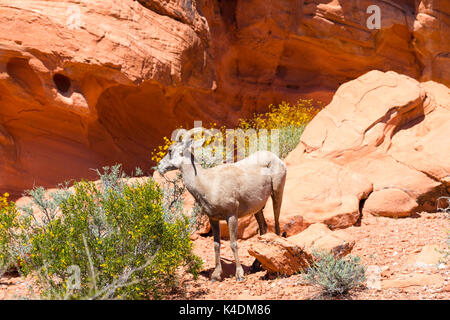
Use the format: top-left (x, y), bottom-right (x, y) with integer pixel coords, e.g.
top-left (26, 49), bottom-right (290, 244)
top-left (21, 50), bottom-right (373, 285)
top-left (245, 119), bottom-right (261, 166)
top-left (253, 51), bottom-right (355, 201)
top-left (167, 211), bottom-right (449, 300)
top-left (1, 211), bottom-right (448, 300)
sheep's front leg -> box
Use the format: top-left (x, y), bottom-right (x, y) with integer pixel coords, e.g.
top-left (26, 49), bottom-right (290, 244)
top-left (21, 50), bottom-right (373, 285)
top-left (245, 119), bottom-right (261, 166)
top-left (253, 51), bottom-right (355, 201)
top-left (227, 215), bottom-right (245, 281)
top-left (209, 218), bottom-right (222, 282)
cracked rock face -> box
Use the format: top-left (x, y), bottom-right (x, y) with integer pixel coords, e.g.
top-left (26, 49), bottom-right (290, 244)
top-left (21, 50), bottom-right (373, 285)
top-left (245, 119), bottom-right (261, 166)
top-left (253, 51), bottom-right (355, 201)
top-left (0, 0), bottom-right (449, 198)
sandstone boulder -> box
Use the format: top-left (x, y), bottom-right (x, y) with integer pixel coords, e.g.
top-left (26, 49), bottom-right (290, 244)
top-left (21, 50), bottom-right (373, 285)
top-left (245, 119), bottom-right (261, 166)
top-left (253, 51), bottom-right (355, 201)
top-left (258, 158), bottom-right (373, 235)
top-left (288, 223), bottom-right (356, 258)
top-left (220, 157), bottom-right (372, 239)
top-left (247, 233), bottom-right (312, 276)
top-left (286, 70), bottom-right (450, 219)
top-left (247, 225), bottom-right (356, 275)
top-left (362, 188), bottom-right (419, 218)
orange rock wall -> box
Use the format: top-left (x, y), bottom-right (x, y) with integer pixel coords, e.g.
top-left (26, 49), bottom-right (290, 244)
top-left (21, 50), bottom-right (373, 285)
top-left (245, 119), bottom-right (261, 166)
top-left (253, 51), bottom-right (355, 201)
top-left (0, 0), bottom-right (448, 197)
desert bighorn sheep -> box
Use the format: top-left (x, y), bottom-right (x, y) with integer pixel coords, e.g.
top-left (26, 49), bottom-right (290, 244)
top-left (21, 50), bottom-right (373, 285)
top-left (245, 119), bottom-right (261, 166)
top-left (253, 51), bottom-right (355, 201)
top-left (157, 127), bottom-right (286, 281)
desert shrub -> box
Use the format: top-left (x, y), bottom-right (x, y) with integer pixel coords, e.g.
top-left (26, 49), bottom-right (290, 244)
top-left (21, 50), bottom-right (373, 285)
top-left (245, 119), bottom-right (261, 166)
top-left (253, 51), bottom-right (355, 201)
top-left (159, 171), bottom-right (204, 233)
top-left (0, 193), bottom-right (16, 270)
top-left (239, 100), bottom-right (320, 159)
top-left (0, 193), bottom-right (32, 274)
top-left (305, 250), bottom-right (366, 297)
top-left (0, 165), bottom-right (202, 299)
top-left (151, 99), bottom-right (322, 165)
top-left (437, 196), bottom-right (450, 262)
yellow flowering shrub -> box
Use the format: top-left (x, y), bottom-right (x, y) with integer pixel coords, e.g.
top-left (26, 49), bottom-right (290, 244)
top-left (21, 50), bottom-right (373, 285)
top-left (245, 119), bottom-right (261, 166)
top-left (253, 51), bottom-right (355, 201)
top-left (239, 99), bottom-right (319, 130)
top-left (151, 136), bottom-right (173, 163)
top-left (0, 193), bottom-right (17, 269)
top-left (0, 166), bottom-right (202, 299)
top-left (151, 99), bottom-right (322, 165)
top-left (0, 193), bottom-right (32, 272)
top-left (239, 99), bottom-right (321, 159)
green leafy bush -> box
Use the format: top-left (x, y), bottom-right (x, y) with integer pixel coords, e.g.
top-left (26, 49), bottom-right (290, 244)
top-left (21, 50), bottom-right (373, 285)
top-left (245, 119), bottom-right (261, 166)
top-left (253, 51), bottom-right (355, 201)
top-left (0, 165), bottom-right (202, 299)
top-left (305, 250), bottom-right (366, 297)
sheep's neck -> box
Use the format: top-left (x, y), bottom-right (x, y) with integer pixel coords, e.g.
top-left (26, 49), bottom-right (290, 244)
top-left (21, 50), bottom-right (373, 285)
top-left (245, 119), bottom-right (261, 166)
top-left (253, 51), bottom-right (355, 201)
top-left (180, 154), bottom-right (204, 199)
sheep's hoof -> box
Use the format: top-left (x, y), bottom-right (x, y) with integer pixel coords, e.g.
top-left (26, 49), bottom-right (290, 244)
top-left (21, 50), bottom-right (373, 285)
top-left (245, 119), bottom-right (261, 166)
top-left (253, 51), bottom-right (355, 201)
top-left (211, 271), bottom-right (222, 282)
top-left (235, 268), bottom-right (245, 281)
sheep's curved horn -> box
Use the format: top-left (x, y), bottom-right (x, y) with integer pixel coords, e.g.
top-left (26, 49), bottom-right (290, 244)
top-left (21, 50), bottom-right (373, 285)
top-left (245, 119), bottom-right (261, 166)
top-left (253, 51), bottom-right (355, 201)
top-left (184, 127), bottom-right (204, 141)
top-left (187, 127), bottom-right (204, 136)
top-left (172, 129), bottom-right (187, 142)
top-left (185, 127), bottom-right (206, 148)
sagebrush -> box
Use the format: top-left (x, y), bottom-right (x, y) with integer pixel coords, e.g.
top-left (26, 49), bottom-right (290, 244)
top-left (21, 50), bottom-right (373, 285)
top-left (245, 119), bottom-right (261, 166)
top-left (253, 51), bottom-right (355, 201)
top-left (437, 196), bottom-right (450, 263)
top-left (305, 250), bottom-right (366, 297)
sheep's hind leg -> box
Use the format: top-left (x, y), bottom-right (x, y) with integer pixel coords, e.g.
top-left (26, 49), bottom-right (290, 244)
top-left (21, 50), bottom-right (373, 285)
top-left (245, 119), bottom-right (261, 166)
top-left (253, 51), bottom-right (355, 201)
top-left (251, 210), bottom-right (266, 272)
top-left (227, 215), bottom-right (245, 281)
top-left (271, 193), bottom-right (282, 236)
top-left (254, 209), bottom-right (267, 235)
top-left (210, 219), bottom-right (222, 282)
top-left (271, 169), bottom-right (286, 236)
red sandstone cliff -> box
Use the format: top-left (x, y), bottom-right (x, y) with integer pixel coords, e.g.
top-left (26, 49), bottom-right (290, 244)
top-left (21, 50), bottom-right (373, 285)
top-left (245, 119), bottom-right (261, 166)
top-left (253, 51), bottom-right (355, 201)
top-left (0, 0), bottom-right (448, 197)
